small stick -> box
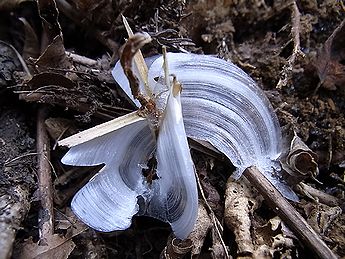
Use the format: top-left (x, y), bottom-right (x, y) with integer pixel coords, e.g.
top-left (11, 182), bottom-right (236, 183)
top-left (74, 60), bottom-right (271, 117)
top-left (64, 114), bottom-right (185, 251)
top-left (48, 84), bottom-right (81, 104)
top-left (37, 107), bottom-right (54, 240)
top-left (243, 166), bottom-right (337, 259)
top-left (66, 51), bottom-right (97, 66)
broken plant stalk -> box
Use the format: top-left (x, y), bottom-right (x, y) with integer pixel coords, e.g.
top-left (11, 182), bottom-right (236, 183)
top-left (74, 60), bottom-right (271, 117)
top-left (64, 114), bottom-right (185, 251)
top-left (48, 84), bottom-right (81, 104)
top-left (243, 166), bottom-right (337, 259)
top-left (37, 107), bottom-right (54, 241)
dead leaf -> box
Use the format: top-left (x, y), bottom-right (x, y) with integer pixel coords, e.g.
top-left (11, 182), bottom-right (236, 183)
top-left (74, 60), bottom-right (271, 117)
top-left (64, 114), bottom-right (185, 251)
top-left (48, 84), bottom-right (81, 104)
top-left (304, 202), bottom-right (342, 235)
top-left (37, 0), bottom-right (62, 47)
top-left (160, 235), bottom-right (192, 259)
top-left (315, 19), bottom-right (345, 93)
top-left (120, 32), bottom-right (153, 107)
top-left (18, 234), bottom-right (75, 259)
top-left (281, 134), bottom-right (319, 185)
top-left (27, 72), bottom-right (75, 89)
top-left (35, 35), bottom-right (72, 72)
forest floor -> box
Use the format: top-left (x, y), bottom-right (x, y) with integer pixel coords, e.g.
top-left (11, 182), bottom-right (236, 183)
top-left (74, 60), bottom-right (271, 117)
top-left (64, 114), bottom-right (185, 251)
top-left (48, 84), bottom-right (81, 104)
top-left (0, 0), bottom-right (344, 258)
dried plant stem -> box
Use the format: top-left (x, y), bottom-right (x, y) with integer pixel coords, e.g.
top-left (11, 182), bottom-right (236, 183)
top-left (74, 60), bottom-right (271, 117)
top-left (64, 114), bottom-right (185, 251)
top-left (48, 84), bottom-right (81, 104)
top-left (66, 51), bottom-right (97, 66)
top-left (37, 107), bottom-right (54, 240)
top-left (244, 166), bottom-right (337, 259)
top-left (276, 0), bottom-right (305, 89)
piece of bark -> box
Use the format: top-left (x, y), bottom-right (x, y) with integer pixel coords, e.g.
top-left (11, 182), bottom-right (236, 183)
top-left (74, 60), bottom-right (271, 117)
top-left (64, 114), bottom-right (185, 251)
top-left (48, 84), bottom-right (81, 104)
top-left (243, 166), bottom-right (338, 259)
top-left (188, 202), bottom-right (212, 257)
top-left (37, 107), bottom-right (54, 239)
top-left (0, 108), bottom-right (36, 259)
top-left (224, 178), bottom-right (260, 255)
top-left (0, 186), bottom-right (31, 259)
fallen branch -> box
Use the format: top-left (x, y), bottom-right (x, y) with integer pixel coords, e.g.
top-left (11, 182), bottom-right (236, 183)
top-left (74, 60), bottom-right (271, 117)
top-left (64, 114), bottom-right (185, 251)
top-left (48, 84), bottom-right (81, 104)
top-left (37, 107), bottom-right (54, 240)
top-left (243, 166), bottom-right (337, 259)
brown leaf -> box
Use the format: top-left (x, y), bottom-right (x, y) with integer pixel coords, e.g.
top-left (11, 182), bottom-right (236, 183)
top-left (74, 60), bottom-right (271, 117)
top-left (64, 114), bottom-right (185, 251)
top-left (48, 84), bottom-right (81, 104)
top-left (281, 134), bottom-right (319, 185)
top-left (35, 35), bottom-right (71, 72)
top-left (303, 202), bottom-right (342, 235)
top-left (18, 234), bottom-right (75, 259)
top-left (315, 19), bottom-right (345, 93)
top-left (45, 117), bottom-right (77, 140)
top-left (27, 72), bottom-right (75, 89)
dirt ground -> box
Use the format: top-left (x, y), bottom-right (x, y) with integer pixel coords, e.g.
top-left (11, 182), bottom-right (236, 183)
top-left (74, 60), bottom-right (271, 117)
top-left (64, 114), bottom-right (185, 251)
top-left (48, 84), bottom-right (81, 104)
top-left (0, 0), bottom-right (344, 258)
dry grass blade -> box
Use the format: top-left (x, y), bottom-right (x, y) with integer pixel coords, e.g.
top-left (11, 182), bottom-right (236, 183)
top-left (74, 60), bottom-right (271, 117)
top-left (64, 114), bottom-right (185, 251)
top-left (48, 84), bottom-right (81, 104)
top-left (122, 15), bottom-right (152, 98)
top-left (58, 111), bottom-right (144, 147)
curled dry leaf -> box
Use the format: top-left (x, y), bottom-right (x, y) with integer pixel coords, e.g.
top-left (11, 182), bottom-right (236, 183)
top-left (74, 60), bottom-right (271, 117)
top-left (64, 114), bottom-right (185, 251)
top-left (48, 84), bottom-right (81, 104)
top-left (160, 236), bottom-right (193, 259)
top-left (18, 234), bottom-right (75, 259)
top-left (281, 134), bottom-right (319, 186)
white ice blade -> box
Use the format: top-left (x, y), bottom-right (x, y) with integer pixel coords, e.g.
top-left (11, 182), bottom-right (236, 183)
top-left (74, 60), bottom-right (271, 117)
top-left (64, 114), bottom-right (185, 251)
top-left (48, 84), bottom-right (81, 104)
top-left (148, 87), bottom-right (198, 239)
top-left (62, 119), bottom-right (156, 231)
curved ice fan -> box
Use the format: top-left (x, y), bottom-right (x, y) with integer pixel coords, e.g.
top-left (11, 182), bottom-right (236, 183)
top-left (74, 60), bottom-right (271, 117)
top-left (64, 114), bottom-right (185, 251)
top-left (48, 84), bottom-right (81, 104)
top-left (60, 53), bottom-right (198, 239)
top-left (113, 53), bottom-right (298, 201)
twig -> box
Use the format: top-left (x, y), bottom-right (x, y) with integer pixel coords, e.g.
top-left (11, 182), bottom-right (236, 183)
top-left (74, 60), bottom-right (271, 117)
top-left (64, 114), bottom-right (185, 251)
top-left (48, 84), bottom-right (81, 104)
top-left (298, 182), bottom-right (341, 207)
top-left (243, 166), bottom-right (337, 259)
top-left (66, 51), bottom-right (98, 66)
top-left (37, 107), bottom-right (54, 241)
top-left (276, 0), bottom-right (305, 89)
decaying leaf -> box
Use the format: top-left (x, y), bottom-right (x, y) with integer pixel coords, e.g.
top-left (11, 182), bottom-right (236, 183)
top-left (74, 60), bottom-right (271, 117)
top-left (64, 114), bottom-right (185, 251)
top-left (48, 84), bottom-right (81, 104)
top-left (281, 134), bottom-right (319, 186)
top-left (35, 35), bottom-right (72, 72)
top-left (303, 202), bottom-right (342, 236)
top-left (18, 234), bottom-right (75, 259)
top-left (315, 19), bottom-right (345, 92)
top-left (45, 117), bottom-right (77, 141)
top-left (160, 236), bottom-right (192, 259)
